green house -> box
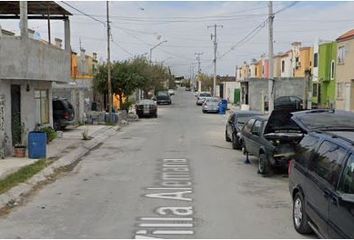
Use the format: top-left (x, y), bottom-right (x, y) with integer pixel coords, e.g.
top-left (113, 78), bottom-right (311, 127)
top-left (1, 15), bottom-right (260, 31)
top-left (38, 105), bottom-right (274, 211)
top-left (318, 41), bottom-right (337, 108)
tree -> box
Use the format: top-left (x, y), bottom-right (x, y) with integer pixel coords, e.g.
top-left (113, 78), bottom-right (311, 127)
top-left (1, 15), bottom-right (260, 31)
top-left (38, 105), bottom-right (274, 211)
top-left (198, 73), bottom-right (213, 92)
top-left (93, 56), bottom-right (174, 110)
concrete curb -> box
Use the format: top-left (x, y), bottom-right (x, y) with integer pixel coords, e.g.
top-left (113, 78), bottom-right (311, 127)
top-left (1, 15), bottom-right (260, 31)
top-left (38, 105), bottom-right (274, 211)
top-left (0, 125), bottom-right (122, 210)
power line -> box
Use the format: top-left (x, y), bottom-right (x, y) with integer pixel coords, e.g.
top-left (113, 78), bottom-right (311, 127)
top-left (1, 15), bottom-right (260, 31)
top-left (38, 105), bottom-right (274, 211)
top-left (274, 1), bottom-right (298, 14)
top-left (60, 2), bottom-right (106, 26)
top-left (217, 1), bottom-right (298, 61)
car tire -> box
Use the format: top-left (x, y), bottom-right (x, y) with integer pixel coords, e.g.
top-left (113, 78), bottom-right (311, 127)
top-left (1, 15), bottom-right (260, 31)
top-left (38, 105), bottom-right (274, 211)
top-left (258, 153), bottom-right (271, 176)
top-left (53, 120), bottom-right (60, 131)
top-left (293, 192), bottom-right (312, 234)
top-left (225, 130), bottom-right (231, 142)
top-left (232, 133), bottom-right (242, 150)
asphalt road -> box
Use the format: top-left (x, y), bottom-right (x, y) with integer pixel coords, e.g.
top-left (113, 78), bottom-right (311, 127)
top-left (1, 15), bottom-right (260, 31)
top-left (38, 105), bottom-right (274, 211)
top-left (0, 88), bottom-right (312, 238)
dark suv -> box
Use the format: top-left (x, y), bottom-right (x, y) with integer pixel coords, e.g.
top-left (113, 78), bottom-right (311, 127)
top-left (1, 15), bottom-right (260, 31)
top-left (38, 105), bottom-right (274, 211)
top-left (52, 98), bottom-right (75, 130)
top-left (288, 110), bottom-right (354, 238)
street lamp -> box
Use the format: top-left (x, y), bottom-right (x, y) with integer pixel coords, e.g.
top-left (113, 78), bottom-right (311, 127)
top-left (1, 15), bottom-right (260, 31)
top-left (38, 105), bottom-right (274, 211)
top-left (149, 40), bottom-right (167, 63)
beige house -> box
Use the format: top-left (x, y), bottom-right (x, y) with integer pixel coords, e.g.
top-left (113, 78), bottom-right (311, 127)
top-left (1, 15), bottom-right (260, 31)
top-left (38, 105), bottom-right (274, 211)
top-left (273, 54), bottom-right (282, 78)
top-left (335, 29), bottom-right (354, 111)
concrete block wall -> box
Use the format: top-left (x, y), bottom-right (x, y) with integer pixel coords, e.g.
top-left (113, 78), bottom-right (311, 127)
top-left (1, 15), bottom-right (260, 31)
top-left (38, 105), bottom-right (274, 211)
top-left (0, 37), bottom-right (70, 83)
top-left (248, 78), bottom-right (305, 111)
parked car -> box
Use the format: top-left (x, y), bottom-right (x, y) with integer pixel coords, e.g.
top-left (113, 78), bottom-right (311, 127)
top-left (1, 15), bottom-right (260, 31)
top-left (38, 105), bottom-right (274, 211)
top-left (135, 99), bottom-right (157, 118)
top-left (155, 91), bottom-right (172, 105)
top-left (185, 87), bottom-right (191, 91)
top-left (241, 109), bottom-right (304, 175)
top-left (202, 97), bottom-right (220, 113)
top-left (196, 92), bottom-right (212, 105)
top-left (168, 89), bottom-right (175, 96)
top-left (52, 98), bottom-right (75, 131)
top-left (274, 96), bottom-right (303, 110)
top-left (288, 109), bottom-right (354, 238)
top-left (225, 111), bottom-right (263, 149)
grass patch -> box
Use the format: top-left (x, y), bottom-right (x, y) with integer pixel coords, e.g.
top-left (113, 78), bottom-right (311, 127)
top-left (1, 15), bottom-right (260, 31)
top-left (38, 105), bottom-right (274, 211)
top-left (0, 159), bottom-right (52, 195)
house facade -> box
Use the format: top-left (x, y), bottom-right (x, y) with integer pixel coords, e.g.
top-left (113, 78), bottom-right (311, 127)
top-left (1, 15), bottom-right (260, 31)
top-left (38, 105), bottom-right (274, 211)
top-left (53, 48), bottom-right (99, 123)
top-left (280, 51), bottom-right (292, 78)
top-left (335, 29), bottom-right (354, 111)
top-left (290, 42), bottom-right (313, 77)
top-left (318, 41), bottom-right (337, 108)
top-left (273, 54), bottom-right (282, 78)
top-left (0, 1), bottom-right (71, 157)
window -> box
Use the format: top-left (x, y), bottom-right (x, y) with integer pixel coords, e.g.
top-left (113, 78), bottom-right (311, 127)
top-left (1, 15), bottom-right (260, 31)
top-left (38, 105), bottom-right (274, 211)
top-left (295, 135), bottom-right (320, 165)
top-left (295, 57), bottom-right (300, 69)
top-left (337, 82), bottom-right (344, 99)
top-left (330, 60), bottom-right (335, 80)
top-left (338, 154), bottom-right (354, 194)
top-left (314, 53), bottom-right (318, 68)
top-left (313, 83), bottom-right (318, 98)
top-left (251, 120), bottom-right (262, 136)
top-left (35, 90), bottom-right (49, 124)
top-left (338, 46), bottom-right (346, 64)
top-left (255, 68), bottom-right (257, 76)
top-left (281, 60), bottom-right (285, 73)
top-left (311, 141), bottom-right (347, 186)
top-left (244, 119), bottom-right (255, 132)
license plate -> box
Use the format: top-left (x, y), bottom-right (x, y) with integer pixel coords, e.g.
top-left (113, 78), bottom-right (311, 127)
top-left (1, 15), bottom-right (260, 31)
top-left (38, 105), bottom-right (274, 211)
top-left (144, 105), bottom-right (150, 114)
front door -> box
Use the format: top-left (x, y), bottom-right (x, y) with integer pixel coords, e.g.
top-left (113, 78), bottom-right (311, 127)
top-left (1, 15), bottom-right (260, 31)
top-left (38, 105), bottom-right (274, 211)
top-left (11, 85), bottom-right (21, 146)
top-left (305, 141), bottom-right (347, 237)
top-left (328, 154), bottom-right (354, 238)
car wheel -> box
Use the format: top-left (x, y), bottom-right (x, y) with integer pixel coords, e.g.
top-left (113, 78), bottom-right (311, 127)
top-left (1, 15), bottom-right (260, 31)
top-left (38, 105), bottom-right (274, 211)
top-left (225, 130), bottom-right (231, 142)
top-left (53, 121), bottom-right (60, 131)
top-left (293, 192), bottom-right (312, 234)
top-left (258, 153), bottom-right (271, 176)
top-left (232, 133), bottom-right (241, 150)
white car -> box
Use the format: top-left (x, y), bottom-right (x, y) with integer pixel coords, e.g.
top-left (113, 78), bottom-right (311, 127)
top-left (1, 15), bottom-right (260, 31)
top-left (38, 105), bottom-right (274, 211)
top-left (168, 89), bottom-right (175, 96)
top-left (202, 97), bottom-right (220, 113)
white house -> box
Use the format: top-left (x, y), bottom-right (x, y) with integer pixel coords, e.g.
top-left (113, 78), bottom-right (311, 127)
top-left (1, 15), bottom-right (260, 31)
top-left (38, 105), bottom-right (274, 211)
top-left (0, 1), bottom-right (72, 157)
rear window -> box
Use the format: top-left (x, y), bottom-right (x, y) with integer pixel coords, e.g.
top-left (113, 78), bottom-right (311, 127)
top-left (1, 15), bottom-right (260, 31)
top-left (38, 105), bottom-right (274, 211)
top-left (53, 100), bottom-right (64, 110)
top-left (200, 93), bottom-right (211, 97)
top-left (207, 98), bottom-right (219, 103)
top-left (236, 114), bottom-right (262, 125)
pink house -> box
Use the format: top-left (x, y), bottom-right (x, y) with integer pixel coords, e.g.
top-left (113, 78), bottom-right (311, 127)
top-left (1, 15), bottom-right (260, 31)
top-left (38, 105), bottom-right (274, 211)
top-left (262, 58), bottom-right (270, 79)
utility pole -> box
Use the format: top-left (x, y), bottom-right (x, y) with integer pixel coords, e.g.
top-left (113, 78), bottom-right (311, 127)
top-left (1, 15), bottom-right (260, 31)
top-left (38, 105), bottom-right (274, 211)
top-left (106, 1), bottom-right (113, 121)
top-left (268, 1), bottom-right (275, 112)
top-left (208, 24), bottom-right (223, 97)
top-left (195, 52), bottom-right (203, 92)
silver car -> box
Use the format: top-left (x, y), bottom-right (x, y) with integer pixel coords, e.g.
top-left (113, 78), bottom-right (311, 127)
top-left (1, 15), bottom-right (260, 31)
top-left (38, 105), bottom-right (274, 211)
top-left (202, 97), bottom-right (220, 113)
top-left (196, 92), bottom-right (212, 105)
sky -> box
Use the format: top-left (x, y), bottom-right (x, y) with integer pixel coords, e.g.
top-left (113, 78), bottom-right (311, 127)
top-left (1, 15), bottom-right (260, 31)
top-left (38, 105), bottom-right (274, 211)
top-left (2, 1), bottom-right (354, 78)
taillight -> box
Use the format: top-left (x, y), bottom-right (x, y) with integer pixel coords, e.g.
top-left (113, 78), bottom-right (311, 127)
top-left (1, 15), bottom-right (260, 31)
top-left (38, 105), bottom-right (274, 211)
top-left (288, 159), bottom-right (294, 176)
top-left (64, 112), bottom-right (69, 120)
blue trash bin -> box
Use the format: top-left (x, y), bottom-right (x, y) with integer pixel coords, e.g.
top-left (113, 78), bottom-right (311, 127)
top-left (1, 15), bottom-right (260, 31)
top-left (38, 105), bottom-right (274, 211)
top-left (28, 131), bottom-right (47, 159)
top-left (219, 99), bottom-right (228, 114)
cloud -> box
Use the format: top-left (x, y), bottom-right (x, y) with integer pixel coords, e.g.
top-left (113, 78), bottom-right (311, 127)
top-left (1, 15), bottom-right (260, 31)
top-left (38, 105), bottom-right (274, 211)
top-left (1, 1), bottom-right (354, 77)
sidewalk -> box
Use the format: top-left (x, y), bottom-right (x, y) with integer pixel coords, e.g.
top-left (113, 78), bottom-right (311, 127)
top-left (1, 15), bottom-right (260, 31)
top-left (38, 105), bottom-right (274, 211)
top-left (0, 125), bottom-right (108, 181)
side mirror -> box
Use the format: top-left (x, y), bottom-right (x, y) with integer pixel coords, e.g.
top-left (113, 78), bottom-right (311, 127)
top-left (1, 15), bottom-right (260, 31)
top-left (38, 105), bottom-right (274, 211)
top-left (339, 194), bottom-right (354, 206)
